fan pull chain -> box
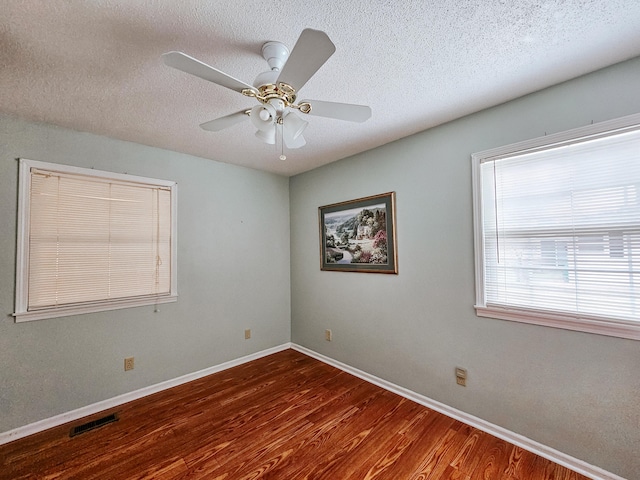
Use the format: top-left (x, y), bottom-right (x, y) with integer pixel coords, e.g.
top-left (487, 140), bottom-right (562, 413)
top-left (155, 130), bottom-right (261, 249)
top-left (279, 117), bottom-right (286, 161)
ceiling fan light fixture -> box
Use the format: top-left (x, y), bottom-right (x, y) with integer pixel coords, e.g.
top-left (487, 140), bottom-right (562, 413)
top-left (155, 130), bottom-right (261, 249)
top-left (255, 125), bottom-right (276, 144)
top-left (250, 104), bottom-right (276, 131)
top-left (284, 133), bottom-right (306, 149)
top-left (283, 112), bottom-right (308, 141)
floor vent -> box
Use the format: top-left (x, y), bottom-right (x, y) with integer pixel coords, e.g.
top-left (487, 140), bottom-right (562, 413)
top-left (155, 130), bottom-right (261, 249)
top-left (69, 413), bottom-right (119, 437)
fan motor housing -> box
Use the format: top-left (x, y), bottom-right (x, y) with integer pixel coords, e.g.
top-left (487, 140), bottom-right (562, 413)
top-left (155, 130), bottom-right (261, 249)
top-left (244, 83), bottom-right (298, 110)
top-left (259, 83), bottom-right (296, 105)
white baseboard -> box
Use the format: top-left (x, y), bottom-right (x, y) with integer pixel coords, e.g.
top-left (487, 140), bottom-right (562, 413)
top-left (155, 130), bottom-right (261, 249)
top-left (0, 343), bottom-right (292, 446)
top-left (291, 344), bottom-right (625, 480)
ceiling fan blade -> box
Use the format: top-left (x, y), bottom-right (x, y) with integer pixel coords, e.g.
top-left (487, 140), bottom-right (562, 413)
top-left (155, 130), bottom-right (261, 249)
top-left (163, 51), bottom-right (257, 94)
top-left (200, 110), bottom-right (249, 132)
top-left (299, 99), bottom-right (372, 123)
top-left (276, 29), bottom-right (335, 92)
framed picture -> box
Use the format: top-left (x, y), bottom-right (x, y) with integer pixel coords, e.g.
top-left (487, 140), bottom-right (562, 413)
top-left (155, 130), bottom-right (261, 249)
top-left (319, 192), bottom-right (397, 273)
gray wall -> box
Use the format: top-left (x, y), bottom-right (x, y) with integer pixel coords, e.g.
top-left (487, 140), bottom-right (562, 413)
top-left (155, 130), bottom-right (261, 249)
top-left (290, 56), bottom-right (640, 479)
top-left (0, 114), bottom-right (291, 432)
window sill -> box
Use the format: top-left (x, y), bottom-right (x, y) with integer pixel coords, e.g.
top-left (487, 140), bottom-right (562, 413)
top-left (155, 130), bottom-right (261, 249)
top-left (13, 295), bottom-right (178, 322)
top-left (475, 305), bottom-right (640, 341)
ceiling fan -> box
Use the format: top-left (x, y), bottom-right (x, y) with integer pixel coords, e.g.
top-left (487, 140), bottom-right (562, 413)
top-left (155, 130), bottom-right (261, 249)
top-left (162, 29), bottom-right (371, 157)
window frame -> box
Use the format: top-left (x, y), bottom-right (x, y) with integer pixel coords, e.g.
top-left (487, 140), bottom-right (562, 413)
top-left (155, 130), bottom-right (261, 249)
top-left (472, 113), bottom-right (640, 341)
top-left (14, 159), bottom-right (178, 322)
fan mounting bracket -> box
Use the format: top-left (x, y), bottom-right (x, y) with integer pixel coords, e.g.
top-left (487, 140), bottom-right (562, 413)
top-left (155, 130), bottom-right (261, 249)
top-left (261, 41), bottom-right (290, 71)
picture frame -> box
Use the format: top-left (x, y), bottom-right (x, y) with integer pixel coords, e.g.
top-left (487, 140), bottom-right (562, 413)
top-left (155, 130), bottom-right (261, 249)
top-left (319, 192), bottom-right (398, 273)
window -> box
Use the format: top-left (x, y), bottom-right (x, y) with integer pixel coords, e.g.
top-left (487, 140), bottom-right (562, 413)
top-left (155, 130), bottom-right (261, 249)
top-left (14, 159), bottom-right (177, 322)
top-left (472, 114), bottom-right (640, 340)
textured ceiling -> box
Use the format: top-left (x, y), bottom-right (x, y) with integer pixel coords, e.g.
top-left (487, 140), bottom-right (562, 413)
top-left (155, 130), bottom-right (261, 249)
top-left (1, 1), bottom-right (640, 176)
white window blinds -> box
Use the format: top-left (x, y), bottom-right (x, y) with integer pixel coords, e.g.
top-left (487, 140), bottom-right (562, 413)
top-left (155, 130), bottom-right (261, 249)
top-left (475, 120), bottom-right (640, 336)
top-left (15, 160), bottom-right (177, 321)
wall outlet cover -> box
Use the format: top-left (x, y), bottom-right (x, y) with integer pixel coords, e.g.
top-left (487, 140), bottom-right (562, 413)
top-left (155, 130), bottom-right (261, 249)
top-left (124, 357), bottom-right (135, 371)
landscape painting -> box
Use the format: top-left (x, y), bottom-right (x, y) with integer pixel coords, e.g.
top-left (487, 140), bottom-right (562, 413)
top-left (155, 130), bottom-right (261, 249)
top-left (319, 192), bottom-right (397, 273)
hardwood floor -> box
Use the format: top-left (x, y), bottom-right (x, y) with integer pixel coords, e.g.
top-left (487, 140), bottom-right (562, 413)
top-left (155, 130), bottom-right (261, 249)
top-left (1, 349), bottom-right (588, 479)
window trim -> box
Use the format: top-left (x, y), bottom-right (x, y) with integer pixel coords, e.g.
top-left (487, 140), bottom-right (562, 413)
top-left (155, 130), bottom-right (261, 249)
top-left (14, 159), bottom-right (178, 322)
top-left (472, 113), bottom-right (640, 341)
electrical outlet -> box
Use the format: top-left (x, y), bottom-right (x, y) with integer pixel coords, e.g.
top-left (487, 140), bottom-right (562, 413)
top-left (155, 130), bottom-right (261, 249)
top-left (124, 357), bottom-right (135, 371)
top-left (455, 367), bottom-right (467, 386)
top-left (245, 329), bottom-right (251, 340)
top-left (325, 329), bottom-right (332, 341)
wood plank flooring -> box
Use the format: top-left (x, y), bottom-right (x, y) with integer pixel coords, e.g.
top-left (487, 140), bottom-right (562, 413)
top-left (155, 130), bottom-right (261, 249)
top-left (0, 349), bottom-right (588, 479)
